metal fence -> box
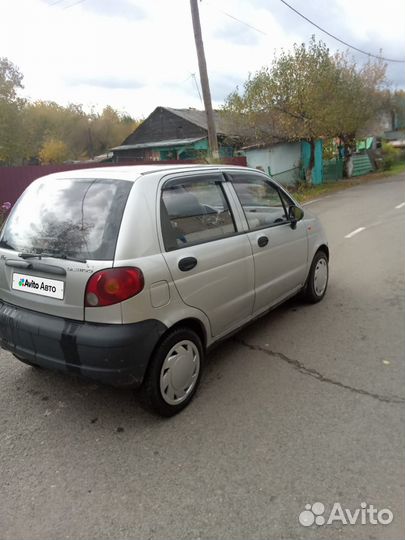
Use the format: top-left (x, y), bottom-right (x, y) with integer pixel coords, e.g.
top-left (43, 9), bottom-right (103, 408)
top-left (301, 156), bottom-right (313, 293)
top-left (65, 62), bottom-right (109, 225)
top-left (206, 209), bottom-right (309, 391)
top-left (323, 158), bottom-right (344, 182)
top-left (352, 154), bottom-right (374, 177)
top-left (269, 166), bottom-right (300, 187)
top-left (0, 157), bottom-right (247, 206)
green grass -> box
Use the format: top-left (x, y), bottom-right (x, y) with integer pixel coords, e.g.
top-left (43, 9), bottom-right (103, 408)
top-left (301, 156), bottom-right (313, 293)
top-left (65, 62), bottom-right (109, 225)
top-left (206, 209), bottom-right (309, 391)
top-left (381, 161), bottom-right (405, 176)
top-left (292, 162), bottom-right (405, 204)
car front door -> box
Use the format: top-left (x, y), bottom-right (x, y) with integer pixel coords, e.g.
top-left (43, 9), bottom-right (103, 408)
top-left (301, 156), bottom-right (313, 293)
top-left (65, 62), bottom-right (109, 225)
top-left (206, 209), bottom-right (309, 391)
top-left (159, 172), bottom-right (255, 338)
top-left (227, 171), bottom-right (308, 316)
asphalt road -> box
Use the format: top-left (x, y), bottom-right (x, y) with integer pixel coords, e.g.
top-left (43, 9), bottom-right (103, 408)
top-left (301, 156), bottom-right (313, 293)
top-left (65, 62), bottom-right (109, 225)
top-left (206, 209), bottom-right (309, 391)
top-left (0, 174), bottom-right (404, 540)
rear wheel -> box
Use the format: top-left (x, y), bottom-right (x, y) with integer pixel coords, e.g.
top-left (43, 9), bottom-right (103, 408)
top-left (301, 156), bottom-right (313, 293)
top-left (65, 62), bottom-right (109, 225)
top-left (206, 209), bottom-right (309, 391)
top-left (304, 250), bottom-right (329, 303)
top-left (141, 327), bottom-right (203, 417)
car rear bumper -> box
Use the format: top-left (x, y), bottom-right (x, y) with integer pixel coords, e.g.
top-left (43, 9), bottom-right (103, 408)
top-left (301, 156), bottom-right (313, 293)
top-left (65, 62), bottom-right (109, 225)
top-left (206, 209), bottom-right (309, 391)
top-left (0, 301), bottom-right (167, 387)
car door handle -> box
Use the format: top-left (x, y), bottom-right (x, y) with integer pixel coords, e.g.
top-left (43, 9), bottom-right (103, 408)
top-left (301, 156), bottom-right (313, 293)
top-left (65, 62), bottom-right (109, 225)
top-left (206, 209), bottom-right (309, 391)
top-left (178, 257), bottom-right (197, 272)
top-left (257, 236), bottom-right (269, 247)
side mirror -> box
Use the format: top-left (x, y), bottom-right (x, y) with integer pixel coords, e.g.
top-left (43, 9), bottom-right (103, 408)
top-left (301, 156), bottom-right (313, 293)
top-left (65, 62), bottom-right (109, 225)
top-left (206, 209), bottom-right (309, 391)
top-left (288, 205), bottom-right (304, 228)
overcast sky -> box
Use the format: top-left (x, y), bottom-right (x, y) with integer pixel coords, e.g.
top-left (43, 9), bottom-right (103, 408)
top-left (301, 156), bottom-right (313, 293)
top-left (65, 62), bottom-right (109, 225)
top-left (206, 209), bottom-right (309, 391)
top-left (2, 0), bottom-right (404, 119)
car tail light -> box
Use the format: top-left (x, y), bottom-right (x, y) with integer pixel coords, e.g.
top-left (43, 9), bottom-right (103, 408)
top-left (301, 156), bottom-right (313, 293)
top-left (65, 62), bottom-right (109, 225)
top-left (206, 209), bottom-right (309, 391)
top-left (85, 267), bottom-right (144, 307)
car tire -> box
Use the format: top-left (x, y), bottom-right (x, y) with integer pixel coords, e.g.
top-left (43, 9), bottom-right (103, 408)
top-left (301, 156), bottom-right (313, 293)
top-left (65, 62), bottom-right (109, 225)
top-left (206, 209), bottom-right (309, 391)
top-left (304, 250), bottom-right (329, 303)
top-left (141, 327), bottom-right (203, 417)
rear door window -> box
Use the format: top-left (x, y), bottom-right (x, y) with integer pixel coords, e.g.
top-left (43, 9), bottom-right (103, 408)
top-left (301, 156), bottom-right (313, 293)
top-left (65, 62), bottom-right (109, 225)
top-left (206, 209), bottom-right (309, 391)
top-left (160, 177), bottom-right (236, 250)
top-left (0, 178), bottom-right (132, 260)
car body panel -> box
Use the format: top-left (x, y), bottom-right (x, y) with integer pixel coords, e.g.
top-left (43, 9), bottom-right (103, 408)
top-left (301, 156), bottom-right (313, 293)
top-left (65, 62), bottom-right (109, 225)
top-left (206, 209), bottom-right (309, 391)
top-left (246, 221), bottom-right (308, 315)
top-left (161, 234), bottom-right (255, 337)
top-left (0, 255), bottom-right (109, 321)
top-left (153, 170), bottom-right (255, 338)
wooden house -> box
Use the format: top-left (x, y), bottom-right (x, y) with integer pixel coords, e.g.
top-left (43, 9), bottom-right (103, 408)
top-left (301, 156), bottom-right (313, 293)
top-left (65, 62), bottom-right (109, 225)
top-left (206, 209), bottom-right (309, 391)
top-left (111, 106), bottom-right (241, 162)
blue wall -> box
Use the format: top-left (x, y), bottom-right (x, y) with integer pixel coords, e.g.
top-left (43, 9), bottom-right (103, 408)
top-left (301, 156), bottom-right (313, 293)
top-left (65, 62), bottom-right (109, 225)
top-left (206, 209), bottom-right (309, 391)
top-left (301, 140), bottom-right (323, 185)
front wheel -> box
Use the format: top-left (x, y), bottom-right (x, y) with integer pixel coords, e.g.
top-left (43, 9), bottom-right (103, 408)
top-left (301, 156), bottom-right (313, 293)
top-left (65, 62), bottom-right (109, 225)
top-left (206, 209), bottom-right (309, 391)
top-left (141, 327), bottom-right (203, 417)
top-left (304, 251), bottom-right (329, 303)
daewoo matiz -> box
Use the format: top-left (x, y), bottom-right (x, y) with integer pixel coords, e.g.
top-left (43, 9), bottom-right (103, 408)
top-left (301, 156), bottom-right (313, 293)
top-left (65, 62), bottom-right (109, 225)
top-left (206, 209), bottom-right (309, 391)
top-left (0, 165), bottom-right (329, 416)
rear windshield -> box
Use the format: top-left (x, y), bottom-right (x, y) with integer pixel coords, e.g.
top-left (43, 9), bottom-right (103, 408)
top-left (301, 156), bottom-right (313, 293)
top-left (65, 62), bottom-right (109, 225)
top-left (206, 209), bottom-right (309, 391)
top-left (0, 178), bottom-right (132, 260)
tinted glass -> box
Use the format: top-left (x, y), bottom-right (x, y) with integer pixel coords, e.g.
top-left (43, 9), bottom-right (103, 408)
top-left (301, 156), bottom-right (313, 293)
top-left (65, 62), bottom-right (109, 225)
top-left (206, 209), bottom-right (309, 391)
top-left (161, 179), bottom-right (236, 250)
top-left (231, 173), bottom-right (288, 230)
top-left (0, 178), bottom-right (132, 260)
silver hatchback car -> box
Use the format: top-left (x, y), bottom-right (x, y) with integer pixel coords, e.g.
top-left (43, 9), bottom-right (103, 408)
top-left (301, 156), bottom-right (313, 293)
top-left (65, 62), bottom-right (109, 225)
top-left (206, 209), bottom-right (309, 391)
top-left (0, 165), bottom-right (329, 416)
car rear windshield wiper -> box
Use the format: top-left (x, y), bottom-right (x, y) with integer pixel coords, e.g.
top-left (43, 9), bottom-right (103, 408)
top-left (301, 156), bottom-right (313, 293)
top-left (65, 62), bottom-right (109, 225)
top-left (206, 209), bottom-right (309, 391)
top-left (18, 252), bottom-right (87, 263)
top-left (0, 239), bottom-right (16, 250)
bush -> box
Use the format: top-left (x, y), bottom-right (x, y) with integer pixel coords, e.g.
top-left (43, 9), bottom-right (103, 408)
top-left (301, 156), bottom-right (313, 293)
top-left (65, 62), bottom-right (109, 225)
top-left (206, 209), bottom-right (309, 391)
top-left (381, 142), bottom-right (402, 170)
top-left (0, 201), bottom-right (12, 229)
top-left (38, 138), bottom-right (70, 164)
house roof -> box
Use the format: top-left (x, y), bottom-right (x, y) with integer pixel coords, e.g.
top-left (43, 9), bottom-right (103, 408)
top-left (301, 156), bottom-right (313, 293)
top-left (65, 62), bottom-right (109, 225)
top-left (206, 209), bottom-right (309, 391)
top-left (115, 106), bottom-right (280, 153)
top-left (111, 136), bottom-right (206, 151)
top-left (384, 129), bottom-right (405, 141)
top-left (241, 139), bottom-right (291, 151)
top-left (163, 107), bottom-right (237, 136)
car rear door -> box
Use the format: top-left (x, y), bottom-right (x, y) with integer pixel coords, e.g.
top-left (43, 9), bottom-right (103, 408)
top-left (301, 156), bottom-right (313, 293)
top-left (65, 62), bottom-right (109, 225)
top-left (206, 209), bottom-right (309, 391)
top-left (227, 170), bottom-right (308, 315)
top-left (0, 176), bottom-right (132, 321)
top-left (159, 172), bottom-right (255, 338)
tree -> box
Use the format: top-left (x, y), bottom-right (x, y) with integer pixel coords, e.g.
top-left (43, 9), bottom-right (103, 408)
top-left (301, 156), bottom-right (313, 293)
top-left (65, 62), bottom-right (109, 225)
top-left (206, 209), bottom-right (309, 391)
top-left (0, 57), bottom-right (23, 102)
top-left (89, 106), bottom-right (141, 157)
top-left (38, 138), bottom-right (70, 164)
top-left (0, 57), bottom-right (142, 165)
top-left (23, 101), bottom-right (89, 162)
top-left (23, 102), bottom-right (141, 162)
top-left (223, 38), bottom-right (387, 182)
top-left (0, 58), bottom-right (25, 165)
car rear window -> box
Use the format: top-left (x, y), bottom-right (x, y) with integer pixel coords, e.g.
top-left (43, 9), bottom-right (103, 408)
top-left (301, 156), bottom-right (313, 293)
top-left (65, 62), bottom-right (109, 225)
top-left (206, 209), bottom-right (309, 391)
top-left (0, 178), bottom-right (132, 260)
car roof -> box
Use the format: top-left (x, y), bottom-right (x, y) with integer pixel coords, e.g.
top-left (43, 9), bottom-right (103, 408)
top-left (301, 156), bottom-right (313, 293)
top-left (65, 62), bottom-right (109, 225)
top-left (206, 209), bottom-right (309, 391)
top-left (39, 164), bottom-right (254, 183)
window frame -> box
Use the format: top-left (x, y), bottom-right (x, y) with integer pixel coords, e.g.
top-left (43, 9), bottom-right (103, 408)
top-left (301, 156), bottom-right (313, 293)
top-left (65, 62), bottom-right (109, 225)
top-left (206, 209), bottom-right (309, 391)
top-left (159, 173), bottom-right (240, 252)
top-left (225, 171), bottom-right (295, 232)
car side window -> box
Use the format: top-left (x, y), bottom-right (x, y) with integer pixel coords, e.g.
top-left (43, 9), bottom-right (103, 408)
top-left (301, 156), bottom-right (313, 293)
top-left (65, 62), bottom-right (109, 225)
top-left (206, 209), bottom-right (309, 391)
top-left (161, 178), bottom-right (236, 251)
top-left (230, 173), bottom-right (288, 230)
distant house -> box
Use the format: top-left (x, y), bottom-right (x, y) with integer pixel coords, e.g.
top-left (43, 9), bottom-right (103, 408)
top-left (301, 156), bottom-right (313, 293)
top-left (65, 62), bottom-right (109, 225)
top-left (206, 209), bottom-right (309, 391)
top-left (384, 130), bottom-right (405, 149)
top-left (111, 106), bottom-right (242, 162)
top-left (243, 141), bottom-right (301, 185)
top-left (243, 140), bottom-right (324, 186)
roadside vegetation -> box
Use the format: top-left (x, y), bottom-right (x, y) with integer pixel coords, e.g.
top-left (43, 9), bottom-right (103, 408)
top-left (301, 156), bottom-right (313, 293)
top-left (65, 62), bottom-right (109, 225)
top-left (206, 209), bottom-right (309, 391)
top-left (0, 57), bottom-right (142, 165)
top-left (293, 162), bottom-right (405, 204)
top-left (222, 38), bottom-right (403, 183)
top-left (1, 40), bottom-right (404, 169)
top-left (381, 141), bottom-right (403, 170)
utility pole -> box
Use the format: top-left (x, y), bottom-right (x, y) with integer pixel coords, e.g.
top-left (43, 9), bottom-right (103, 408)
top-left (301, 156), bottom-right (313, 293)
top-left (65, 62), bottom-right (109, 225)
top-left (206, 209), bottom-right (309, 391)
top-left (190, 0), bottom-right (219, 159)
top-left (87, 119), bottom-right (94, 160)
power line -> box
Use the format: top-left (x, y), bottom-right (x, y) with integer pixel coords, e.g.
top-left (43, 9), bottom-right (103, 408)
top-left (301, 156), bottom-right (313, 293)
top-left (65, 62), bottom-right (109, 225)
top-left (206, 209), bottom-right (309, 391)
top-left (191, 73), bottom-right (203, 104)
top-left (47, 0), bottom-right (86, 7)
top-left (279, 0), bottom-right (405, 63)
top-left (181, 74), bottom-right (193, 84)
top-left (175, 73), bottom-right (203, 104)
top-left (63, 0), bottom-right (86, 9)
top-left (213, 6), bottom-right (267, 36)
top-left (204, 0), bottom-right (405, 64)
